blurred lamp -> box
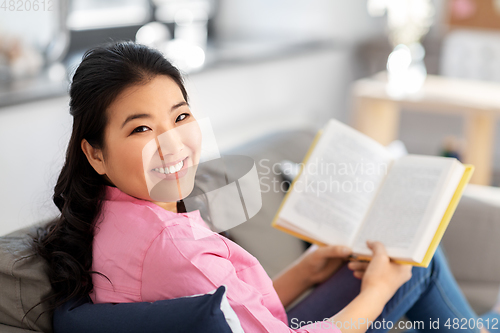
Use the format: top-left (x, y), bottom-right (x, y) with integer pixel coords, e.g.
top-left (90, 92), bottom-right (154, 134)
top-left (135, 21), bottom-right (205, 73)
top-left (386, 43), bottom-right (427, 98)
top-left (367, 0), bottom-right (434, 98)
top-left (136, 22), bottom-right (171, 48)
top-left (162, 39), bottom-right (205, 73)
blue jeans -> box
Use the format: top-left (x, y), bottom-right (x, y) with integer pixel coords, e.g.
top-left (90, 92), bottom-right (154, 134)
top-left (286, 246), bottom-right (500, 332)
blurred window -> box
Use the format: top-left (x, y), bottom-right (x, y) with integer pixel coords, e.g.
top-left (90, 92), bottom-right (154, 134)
top-left (68, 0), bottom-right (151, 30)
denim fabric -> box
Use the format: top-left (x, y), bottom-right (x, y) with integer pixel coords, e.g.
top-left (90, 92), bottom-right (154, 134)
top-left (287, 246), bottom-right (500, 332)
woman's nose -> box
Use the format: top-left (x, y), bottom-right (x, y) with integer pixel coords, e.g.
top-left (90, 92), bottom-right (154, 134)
top-left (156, 127), bottom-right (184, 156)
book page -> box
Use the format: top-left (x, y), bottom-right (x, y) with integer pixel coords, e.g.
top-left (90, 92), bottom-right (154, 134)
top-left (279, 119), bottom-right (394, 245)
top-left (352, 155), bottom-right (463, 261)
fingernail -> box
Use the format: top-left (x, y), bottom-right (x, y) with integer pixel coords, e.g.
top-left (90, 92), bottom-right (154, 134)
top-left (342, 247), bottom-right (351, 254)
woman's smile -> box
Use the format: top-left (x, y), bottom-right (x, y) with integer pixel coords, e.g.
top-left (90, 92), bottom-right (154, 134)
top-left (150, 156), bottom-right (190, 180)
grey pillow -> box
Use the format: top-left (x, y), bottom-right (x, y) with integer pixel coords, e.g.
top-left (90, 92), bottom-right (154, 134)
top-left (0, 225), bottom-right (53, 332)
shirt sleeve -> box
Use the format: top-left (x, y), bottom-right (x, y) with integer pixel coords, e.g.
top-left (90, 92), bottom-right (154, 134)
top-left (140, 225), bottom-right (341, 333)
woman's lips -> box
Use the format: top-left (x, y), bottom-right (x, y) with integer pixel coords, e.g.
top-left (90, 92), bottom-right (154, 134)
top-left (152, 156), bottom-right (186, 169)
top-left (150, 157), bottom-right (189, 180)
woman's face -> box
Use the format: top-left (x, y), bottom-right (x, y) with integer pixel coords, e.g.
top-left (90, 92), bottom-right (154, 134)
top-left (95, 75), bottom-right (201, 205)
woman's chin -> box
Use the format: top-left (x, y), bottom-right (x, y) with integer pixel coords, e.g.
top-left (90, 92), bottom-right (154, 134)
top-left (148, 169), bottom-right (196, 202)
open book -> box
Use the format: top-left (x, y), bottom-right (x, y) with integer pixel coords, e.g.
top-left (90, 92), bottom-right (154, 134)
top-left (272, 119), bottom-right (474, 267)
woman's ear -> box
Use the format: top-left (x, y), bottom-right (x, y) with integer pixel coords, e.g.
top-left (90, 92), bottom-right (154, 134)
top-left (81, 139), bottom-right (107, 175)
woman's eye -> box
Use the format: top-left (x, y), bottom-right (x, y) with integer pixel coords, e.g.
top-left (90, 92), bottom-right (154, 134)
top-left (132, 126), bottom-right (150, 134)
top-left (176, 113), bottom-right (190, 123)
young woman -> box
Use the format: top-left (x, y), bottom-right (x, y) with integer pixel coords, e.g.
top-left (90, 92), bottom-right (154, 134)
top-left (34, 41), bottom-right (500, 333)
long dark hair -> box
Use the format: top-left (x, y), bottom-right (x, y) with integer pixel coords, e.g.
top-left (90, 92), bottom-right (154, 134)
top-left (32, 40), bottom-right (189, 309)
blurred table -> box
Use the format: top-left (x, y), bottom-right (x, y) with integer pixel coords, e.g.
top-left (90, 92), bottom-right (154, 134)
top-left (352, 72), bottom-right (500, 185)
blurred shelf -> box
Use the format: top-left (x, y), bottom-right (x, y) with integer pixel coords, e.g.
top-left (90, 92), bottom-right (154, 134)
top-left (0, 38), bottom-right (343, 108)
top-left (202, 38), bottom-right (342, 70)
top-left (0, 67), bottom-right (69, 108)
top-left (352, 71), bottom-right (500, 185)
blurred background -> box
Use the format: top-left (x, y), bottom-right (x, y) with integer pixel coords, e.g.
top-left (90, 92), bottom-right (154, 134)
top-left (1, 0), bottom-right (500, 237)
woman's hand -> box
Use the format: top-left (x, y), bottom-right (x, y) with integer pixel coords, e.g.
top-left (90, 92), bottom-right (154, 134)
top-left (295, 243), bottom-right (353, 286)
top-left (348, 241), bottom-right (412, 304)
top-left (273, 243), bottom-right (351, 308)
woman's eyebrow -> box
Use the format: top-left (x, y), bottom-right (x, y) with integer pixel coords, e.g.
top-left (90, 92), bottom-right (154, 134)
top-left (171, 101), bottom-right (188, 111)
top-left (121, 114), bottom-right (151, 129)
top-left (121, 101), bottom-right (188, 129)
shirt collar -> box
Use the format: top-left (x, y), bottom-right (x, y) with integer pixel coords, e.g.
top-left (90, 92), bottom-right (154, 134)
top-left (103, 185), bottom-right (203, 222)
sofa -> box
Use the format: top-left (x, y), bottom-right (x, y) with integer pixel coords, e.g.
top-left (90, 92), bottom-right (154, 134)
top-left (1, 128), bottom-right (500, 332)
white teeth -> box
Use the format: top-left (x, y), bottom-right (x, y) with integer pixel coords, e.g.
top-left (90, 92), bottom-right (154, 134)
top-left (174, 160), bottom-right (183, 172)
top-left (152, 159), bottom-right (184, 175)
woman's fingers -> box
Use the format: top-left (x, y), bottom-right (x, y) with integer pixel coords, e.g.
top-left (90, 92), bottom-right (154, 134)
top-left (317, 245), bottom-right (352, 259)
top-left (367, 240), bottom-right (388, 258)
top-left (348, 261), bottom-right (368, 279)
top-left (305, 243), bottom-right (319, 254)
top-left (353, 271), bottom-right (364, 279)
top-left (347, 261), bottom-right (369, 271)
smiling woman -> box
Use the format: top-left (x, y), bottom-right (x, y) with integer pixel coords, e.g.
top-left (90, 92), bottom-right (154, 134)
top-left (30, 40), bottom-right (498, 333)
top-left (32, 41), bottom-right (193, 309)
top-left (80, 75), bottom-right (202, 210)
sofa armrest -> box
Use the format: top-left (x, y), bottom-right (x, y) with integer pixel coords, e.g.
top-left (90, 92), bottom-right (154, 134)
top-left (441, 184), bottom-right (500, 313)
top-left (442, 184), bottom-right (500, 284)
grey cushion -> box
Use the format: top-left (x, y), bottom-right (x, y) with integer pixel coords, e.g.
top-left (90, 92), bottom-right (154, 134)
top-left (0, 324), bottom-right (42, 333)
top-left (223, 129), bottom-right (317, 278)
top-left (442, 187), bottom-right (500, 284)
top-left (0, 225), bottom-right (53, 332)
top-left (441, 185), bottom-right (500, 314)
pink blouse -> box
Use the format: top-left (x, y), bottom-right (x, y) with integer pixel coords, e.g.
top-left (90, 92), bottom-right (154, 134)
top-left (90, 185), bottom-right (341, 332)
